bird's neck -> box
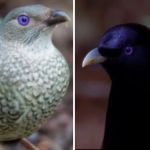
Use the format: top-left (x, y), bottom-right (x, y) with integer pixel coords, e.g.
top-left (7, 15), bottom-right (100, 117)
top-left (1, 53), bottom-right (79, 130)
top-left (102, 69), bottom-right (150, 149)
top-left (30, 32), bottom-right (54, 50)
top-left (0, 31), bottom-right (56, 53)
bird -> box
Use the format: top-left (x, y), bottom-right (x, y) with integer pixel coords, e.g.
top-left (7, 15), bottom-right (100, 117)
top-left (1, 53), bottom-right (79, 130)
top-left (0, 4), bottom-right (70, 141)
top-left (82, 23), bottom-right (150, 149)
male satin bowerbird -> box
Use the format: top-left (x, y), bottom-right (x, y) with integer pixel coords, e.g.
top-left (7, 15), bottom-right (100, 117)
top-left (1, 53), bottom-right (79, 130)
top-left (0, 4), bottom-right (70, 143)
top-left (82, 23), bottom-right (150, 149)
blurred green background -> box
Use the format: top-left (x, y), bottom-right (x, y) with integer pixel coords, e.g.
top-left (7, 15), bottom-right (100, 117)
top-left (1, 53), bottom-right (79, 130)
top-left (75, 0), bottom-right (150, 149)
top-left (0, 0), bottom-right (72, 150)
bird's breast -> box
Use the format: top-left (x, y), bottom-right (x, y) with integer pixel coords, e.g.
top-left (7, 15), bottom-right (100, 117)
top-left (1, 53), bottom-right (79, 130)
top-left (0, 49), bottom-right (70, 141)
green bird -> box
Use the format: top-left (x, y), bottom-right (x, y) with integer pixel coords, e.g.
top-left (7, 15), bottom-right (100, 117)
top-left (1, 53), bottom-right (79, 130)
top-left (0, 4), bottom-right (70, 141)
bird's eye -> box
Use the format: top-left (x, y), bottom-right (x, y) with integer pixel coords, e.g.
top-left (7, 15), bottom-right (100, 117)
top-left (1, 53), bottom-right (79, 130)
top-left (124, 47), bottom-right (134, 55)
top-left (17, 15), bottom-right (30, 26)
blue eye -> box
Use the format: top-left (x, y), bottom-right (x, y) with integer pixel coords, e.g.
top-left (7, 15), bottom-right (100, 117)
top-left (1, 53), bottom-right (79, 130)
top-left (124, 47), bottom-right (134, 55)
top-left (17, 15), bottom-right (30, 26)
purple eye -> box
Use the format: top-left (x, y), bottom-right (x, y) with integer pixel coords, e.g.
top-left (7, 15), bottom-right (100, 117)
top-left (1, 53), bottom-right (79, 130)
top-left (17, 15), bottom-right (30, 26)
top-left (124, 47), bottom-right (133, 55)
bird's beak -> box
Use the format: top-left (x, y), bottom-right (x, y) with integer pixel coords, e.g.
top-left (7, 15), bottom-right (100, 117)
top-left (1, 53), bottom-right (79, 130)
top-left (82, 48), bottom-right (107, 67)
top-left (45, 10), bottom-right (70, 26)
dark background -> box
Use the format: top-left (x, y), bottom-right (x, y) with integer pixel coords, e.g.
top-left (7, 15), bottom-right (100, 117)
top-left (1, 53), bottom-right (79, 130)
top-left (0, 0), bottom-right (72, 150)
top-left (75, 0), bottom-right (150, 149)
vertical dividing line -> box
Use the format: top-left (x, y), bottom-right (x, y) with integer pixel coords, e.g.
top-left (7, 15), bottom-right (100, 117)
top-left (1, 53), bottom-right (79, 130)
top-left (73, 0), bottom-right (75, 149)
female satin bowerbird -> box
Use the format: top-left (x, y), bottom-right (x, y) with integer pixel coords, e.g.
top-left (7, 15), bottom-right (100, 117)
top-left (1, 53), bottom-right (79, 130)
top-left (0, 4), bottom-right (70, 150)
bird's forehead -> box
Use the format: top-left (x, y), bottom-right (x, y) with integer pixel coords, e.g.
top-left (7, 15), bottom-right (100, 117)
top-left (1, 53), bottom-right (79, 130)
top-left (99, 27), bottom-right (138, 48)
top-left (4, 4), bottom-right (50, 21)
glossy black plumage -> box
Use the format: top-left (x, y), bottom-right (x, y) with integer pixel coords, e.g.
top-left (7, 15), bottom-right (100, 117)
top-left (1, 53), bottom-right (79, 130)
top-left (99, 23), bottom-right (150, 149)
top-left (82, 23), bottom-right (150, 149)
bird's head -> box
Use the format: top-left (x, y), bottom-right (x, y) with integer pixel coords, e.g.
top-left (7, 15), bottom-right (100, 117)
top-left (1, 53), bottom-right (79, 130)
top-left (82, 23), bottom-right (150, 77)
top-left (0, 4), bottom-right (69, 44)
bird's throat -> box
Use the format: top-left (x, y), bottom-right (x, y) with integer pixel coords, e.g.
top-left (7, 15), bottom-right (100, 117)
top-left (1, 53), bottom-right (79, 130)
top-left (102, 72), bottom-right (150, 149)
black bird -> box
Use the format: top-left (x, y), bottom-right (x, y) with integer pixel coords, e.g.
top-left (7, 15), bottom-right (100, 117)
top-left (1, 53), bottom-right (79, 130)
top-left (82, 23), bottom-right (150, 149)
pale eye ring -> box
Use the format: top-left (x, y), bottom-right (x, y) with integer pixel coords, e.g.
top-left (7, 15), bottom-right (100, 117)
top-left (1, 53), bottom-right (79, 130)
top-left (124, 47), bottom-right (133, 55)
top-left (17, 15), bottom-right (30, 26)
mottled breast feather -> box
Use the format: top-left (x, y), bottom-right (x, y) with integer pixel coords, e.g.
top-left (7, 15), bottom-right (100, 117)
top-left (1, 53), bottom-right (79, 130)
top-left (0, 46), bottom-right (70, 141)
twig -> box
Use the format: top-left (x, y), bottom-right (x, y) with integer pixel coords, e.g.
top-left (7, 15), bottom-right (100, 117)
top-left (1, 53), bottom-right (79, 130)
top-left (20, 138), bottom-right (40, 150)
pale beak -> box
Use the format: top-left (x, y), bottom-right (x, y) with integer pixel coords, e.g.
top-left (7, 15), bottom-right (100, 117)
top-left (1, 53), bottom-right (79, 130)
top-left (82, 48), bottom-right (107, 67)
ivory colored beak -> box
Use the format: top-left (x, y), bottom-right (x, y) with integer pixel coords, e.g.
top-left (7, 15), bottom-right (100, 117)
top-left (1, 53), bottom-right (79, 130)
top-left (82, 48), bottom-right (107, 67)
